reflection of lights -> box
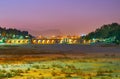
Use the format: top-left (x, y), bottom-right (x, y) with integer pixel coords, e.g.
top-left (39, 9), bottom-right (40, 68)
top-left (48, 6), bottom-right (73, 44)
top-left (3, 35), bottom-right (85, 44)
top-left (21, 40), bottom-right (24, 43)
top-left (60, 40), bottom-right (63, 43)
top-left (52, 40), bottom-right (55, 44)
top-left (42, 40), bottom-right (45, 44)
top-left (12, 40), bottom-right (15, 43)
top-left (5, 39), bottom-right (31, 44)
top-left (68, 39), bottom-right (72, 44)
top-left (25, 40), bottom-right (28, 43)
top-left (88, 40), bottom-right (91, 43)
top-left (69, 39), bottom-right (72, 42)
top-left (7, 40), bottom-right (10, 43)
top-left (33, 40), bottom-right (36, 43)
top-left (47, 40), bottom-right (50, 44)
top-left (16, 40), bottom-right (19, 43)
top-left (83, 40), bottom-right (86, 44)
top-left (38, 40), bottom-right (41, 44)
top-left (73, 40), bottom-right (77, 44)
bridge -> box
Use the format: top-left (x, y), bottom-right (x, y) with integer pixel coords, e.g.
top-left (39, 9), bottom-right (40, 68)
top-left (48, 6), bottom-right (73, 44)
top-left (6, 38), bottom-right (80, 44)
top-left (31, 38), bottom-right (79, 44)
top-left (5, 37), bottom-right (96, 44)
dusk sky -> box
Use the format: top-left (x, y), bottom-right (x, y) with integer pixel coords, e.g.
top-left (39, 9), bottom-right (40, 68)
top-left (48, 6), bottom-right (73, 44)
top-left (0, 0), bottom-right (120, 36)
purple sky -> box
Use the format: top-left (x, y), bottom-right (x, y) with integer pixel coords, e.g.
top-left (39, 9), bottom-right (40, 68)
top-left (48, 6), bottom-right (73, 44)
top-left (0, 0), bottom-right (120, 36)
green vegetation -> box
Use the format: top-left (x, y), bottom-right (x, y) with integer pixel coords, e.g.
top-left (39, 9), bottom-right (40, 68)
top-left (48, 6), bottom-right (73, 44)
top-left (0, 57), bottom-right (120, 79)
top-left (0, 27), bottom-right (33, 40)
top-left (84, 23), bottom-right (120, 44)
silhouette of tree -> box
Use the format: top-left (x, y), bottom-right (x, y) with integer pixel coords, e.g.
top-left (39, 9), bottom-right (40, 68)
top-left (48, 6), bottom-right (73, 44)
top-left (0, 27), bottom-right (33, 39)
top-left (84, 23), bottom-right (120, 44)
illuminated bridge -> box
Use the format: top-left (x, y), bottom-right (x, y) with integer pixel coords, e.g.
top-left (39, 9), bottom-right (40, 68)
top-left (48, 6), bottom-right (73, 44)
top-left (6, 38), bottom-right (80, 44)
top-left (6, 39), bottom-right (30, 44)
top-left (5, 36), bottom-right (96, 44)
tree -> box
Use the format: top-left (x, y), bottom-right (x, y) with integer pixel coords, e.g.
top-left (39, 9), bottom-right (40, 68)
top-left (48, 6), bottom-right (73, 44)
top-left (84, 23), bottom-right (120, 44)
top-left (0, 27), bottom-right (33, 39)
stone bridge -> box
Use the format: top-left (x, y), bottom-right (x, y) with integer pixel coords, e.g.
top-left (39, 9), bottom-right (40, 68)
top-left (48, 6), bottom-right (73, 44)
top-left (32, 38), bottom-right (80, 44)
top-left (6, 38), bottom-right (96, 44)
top-left (6, 39), bottom-right (30, 44)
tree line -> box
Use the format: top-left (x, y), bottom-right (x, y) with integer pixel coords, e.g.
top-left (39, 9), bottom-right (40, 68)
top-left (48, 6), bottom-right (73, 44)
top-left (0, 27), bottom-right (33, 39)
top-left (83, 23), bottom-right (120, 44)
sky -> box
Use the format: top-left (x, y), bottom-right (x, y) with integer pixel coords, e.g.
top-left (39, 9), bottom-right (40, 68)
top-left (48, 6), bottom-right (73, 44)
top-left (0, 0), bottom-right (120, 36)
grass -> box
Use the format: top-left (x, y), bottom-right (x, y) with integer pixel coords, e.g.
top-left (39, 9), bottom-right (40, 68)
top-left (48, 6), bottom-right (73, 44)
top-left (0, 56), bottom-right (119, 79)
top-left (0, 45), bottom-right (120, 79)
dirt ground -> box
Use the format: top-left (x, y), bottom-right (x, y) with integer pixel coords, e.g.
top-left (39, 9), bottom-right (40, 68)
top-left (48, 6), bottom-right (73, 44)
top-left (0, 44), bottom-right (120, 60)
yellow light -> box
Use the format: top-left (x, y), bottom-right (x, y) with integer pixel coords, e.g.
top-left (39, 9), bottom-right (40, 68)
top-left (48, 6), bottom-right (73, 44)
top-left (73, 40), bottom-right (77, 44)
top-left (20, 40), bottom-right (24, 43)
top-left (7, 40), bottom-right (11, 43)
top-left (83, 40), bottom-right (86, 44)
top-left (12, 40), bottom-right (15, 43)
top-left (51, 40), bottom-right (55, 44)
top-left (42, 40), bottom-right (45, 44)
top-left (69, 39), bottom-right (72, 44)
top-left (88, 40), bottom-right (91, 44)
top-left (33, 40), bottom-right (36, 44)
top-left (25, 40), bottom-right (28, 43)
top-left (47, 40), bottom-right (50, 44)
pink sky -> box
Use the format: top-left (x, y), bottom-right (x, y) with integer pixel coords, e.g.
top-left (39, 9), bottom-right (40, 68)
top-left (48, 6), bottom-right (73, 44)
top-left (0, 0), bottom-right (120, 36)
